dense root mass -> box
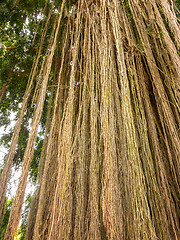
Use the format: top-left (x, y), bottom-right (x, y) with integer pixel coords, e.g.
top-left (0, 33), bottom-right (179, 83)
top-left (0, 0), bottom-right (180, 239)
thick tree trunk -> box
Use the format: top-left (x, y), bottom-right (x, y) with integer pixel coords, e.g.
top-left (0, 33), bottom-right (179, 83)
top-left (1, 0), bottom-right (180, 239)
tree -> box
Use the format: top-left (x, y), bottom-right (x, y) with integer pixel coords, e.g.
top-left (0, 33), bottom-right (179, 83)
top-left (0, 0), bottom-right (180, 239)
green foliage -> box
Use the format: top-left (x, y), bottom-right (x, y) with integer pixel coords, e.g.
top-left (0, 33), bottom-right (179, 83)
top-left (30, 136), bottom-right (43, 183)
top-left (174, 0), bottom-right (180, 20)
top-left (0, 0), bottom-right (41, 131)
top-left (0, 0), bottom-right (48, 174)
top-left (0, 198), bottom-right (13, 239)
top-left (0, 4), bottom-right (68, 237)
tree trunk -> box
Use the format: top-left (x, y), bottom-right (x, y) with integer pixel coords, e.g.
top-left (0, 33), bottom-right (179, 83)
top-left (1, 0), bottom-right (180, 239)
